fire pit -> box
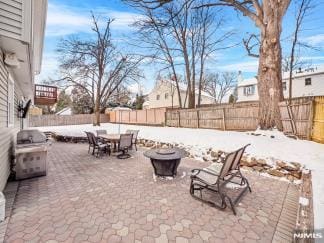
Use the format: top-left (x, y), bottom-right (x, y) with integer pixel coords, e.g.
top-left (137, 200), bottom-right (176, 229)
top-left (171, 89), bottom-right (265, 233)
top-left (144, 148), bottom-right (186, 177)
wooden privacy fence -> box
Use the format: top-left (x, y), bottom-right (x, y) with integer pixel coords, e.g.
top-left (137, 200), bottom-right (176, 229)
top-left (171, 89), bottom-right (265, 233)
top-left (312, 96), bottom-right (324, 143)
top-left (108, 108), bottom-right (166, 126)
top-left (29, 114), bottom-right (109, 127)
top-left (165, 102), bottom-right (259, 131)
top-left (279, 96), bottom-right (324, 143)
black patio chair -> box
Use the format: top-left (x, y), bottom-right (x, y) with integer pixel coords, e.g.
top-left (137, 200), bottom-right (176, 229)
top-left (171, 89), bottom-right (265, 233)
top-left (84, 131), bottom-right (111, 157)
top-left (117, 134), bottom-right (133, 159)
top-left (190, 144), bottom-right (251, 215)
top-left (126, 129), bottom-right (139, 151)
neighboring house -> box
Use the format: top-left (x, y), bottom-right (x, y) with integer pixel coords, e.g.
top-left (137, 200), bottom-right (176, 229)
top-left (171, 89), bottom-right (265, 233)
top-left (56, 107), bottom-right (72, 115)
top-left (145, 79), bottom-right (215, 109)
top-left (0, 0), bottom-right (47, 191)
top-left (237, 67), bottom-right (324, 102)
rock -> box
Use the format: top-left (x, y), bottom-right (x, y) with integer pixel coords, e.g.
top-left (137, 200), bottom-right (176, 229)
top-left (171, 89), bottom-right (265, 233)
top-left (291, 171), bottom-right (302, 179)
top-left (161, 144), bottom-right (169, 148)
top-left (291, 162), bottom-right (302, 170)
top-left (257, 159), bottom-right (267, 166)
top-left (276, 161), bottom-right (298, 171)
top-left (242, 157), bottom-right (258, 167)
top-left (145, 142), bottom-right (154, 147)
top-left (268, 169), bottom-right (285, 177)
top-left (253, 166), bottom-right (264, 172)
top-left (210, 150), bottom-right (219, 158)
top-left (202, 156), bottom-right (209, 162)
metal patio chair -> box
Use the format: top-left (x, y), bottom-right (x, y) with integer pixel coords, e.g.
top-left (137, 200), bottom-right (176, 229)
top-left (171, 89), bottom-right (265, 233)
top-left (117, 134), bottom-right (133, 159)
top-left (85, 131), bottom-right (110, 157)
top-left (190, 144), bottom-right (251, 215)
top-left (126, 129), bottom-right (139, 151)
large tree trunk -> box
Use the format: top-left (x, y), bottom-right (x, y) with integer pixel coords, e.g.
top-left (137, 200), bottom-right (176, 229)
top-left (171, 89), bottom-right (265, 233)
top-left (93, 90), bottom-right (101, 126)
top-left (257, 17), bottom-right (284, 130)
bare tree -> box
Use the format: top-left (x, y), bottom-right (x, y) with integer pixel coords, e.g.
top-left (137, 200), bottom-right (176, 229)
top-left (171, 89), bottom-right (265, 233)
top-left (129, 0), bottom-right (233, 108)
top-left (286, 0), bottom-right (312, 103)
top-left (129, 0), bottom-right (291, 129)
top-left (204, 72), bottom-right (236, 103)
top-left (56, 14), bottom-right (142, 125)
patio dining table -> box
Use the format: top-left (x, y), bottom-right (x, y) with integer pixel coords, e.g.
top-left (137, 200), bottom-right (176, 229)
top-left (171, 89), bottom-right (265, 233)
top-left (99, 134), bottom-right (121, 151)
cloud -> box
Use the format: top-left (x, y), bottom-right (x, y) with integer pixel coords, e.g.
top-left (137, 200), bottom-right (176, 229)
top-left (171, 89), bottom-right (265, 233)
top-left (217, 60), bottom-right (259, 73)
top-left (36, 53), bottom-right (60, 82)
top-left (303, 34), bottom-right (324, 46)
top-left (45, 3), bottom-right (143, 37)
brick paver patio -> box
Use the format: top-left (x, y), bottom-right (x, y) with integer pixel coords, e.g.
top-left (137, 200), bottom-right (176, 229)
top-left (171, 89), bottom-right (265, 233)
top-left (3, 142), bottom-right (298, 243)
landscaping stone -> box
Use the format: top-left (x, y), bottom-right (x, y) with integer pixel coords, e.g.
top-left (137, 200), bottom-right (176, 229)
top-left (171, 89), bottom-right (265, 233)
top-left (268, 169), bottom-right (285, 177)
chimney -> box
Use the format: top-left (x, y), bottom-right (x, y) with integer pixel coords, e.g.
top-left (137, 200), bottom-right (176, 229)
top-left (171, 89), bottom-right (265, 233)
top-left (237, 71), bottom-right (243, 83)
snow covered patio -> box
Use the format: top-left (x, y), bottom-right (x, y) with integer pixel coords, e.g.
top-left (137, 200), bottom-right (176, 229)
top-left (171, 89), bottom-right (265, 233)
top-left (3, 142), bottom-right (299, 242)
top-left (35, 123), bottom-right (324, 230)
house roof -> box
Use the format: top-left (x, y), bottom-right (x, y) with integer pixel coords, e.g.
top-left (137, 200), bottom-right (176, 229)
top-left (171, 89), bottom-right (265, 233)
top-left (237, 77), bottom-right (258, 87)
top-left (282, 66), bottom-right (324, 80)
top-left (238, 66), bottom-right (324, 87)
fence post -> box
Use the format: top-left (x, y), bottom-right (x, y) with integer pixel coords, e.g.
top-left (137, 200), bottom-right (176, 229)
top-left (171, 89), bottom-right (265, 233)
top-left (135, 110), bottom-right (137, 124)
top-left (308, 99), bottom-right (315, 140)
top-left (197, 110), bottom-right (200, 128)
top-left (154, 108), bottom-right (156, 124)
top-left (178, 110), bottom-right (181, 127)
top-left (146, 109), bottom-right (148, 124)
top-left (222, 108), bottom-right (226, 131)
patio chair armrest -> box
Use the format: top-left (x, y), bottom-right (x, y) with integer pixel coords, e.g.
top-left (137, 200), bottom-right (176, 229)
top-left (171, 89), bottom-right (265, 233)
top-left (191, 168), bottom-right (219, 177)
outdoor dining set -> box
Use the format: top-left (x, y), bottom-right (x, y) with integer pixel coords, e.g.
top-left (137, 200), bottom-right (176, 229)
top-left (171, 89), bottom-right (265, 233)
top-left (84, 129), bottom-right (139, 159)
top-left (84, 129), bottom-right (251, 215)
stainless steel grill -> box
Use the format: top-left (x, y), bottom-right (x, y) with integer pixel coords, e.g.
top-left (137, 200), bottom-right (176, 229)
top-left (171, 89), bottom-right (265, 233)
top-left (15, 130), bottom-right (49, 180)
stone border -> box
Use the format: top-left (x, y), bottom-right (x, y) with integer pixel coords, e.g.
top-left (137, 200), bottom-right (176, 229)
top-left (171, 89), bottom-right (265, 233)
top-left (294, 171), bottom-right (314, 243)
top-left (137, 138), bottom-right (303, 183)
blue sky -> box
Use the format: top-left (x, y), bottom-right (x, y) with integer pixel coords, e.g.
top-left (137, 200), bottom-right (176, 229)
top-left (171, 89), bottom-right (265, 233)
top-left (38, 0), bottom-right (324, 93)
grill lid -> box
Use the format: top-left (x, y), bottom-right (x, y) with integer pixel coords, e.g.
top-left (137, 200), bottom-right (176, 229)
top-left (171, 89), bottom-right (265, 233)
top-left (17, 130), bottom-right (47, 144)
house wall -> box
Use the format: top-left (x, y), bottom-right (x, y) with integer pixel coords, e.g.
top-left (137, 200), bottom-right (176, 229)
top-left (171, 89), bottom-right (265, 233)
top-left (283, 73), bottom-right (324, 98)
top-left (237, 73), bottom-right (324, 102)
top-left (0, 49), bottom-right (23, 191)
top-left (237, 84), bottom-right (259, 102)
top-left (147, 81), bottom-right (215, 108)
top-left (0, 0), bottom-right (23, 40)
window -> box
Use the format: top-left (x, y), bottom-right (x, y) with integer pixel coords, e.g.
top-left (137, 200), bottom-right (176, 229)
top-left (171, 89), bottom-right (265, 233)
top-left (156, 94), bottom-right (160, 100)
top-left (7, 74), bottom-right (14, 127)
top-left (305, 78), bottom-right (311, 86)
top-left (282, 82), bottom-right (287, 91)
top-left (165, 93), bottom-right (169, 99)
top-left (243, 85), bottom-right (255, 96)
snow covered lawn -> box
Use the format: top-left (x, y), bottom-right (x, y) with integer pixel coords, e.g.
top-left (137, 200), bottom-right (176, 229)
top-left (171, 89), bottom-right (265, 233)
top-left (36, 123), bottom-right (324, 228)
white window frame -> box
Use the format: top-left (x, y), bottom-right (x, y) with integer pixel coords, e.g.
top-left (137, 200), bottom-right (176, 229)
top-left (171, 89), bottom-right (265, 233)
top-left (7, 74), bottom-right (14, 127)
top-left (243, 85), bottom-right (255, 96)
top-left (305, 78), bottom-right (312, 86)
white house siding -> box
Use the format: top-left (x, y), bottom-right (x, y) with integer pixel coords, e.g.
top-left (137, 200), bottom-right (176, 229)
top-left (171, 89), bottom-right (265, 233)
top-left (283, 73), bottom-right (324, 98)
top-left (0, 50), bottom-right (23, 191)
top-left (237, 84), bottom-right (259, 102)
top-left (0, 0), bottom-right (23, 40)
top-left (147, 81), bottom-right (215, 109)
